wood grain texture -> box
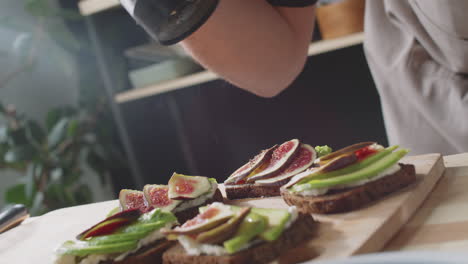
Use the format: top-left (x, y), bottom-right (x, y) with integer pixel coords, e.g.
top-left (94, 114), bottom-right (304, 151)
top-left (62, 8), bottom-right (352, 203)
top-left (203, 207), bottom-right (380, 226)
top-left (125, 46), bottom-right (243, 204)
top-left (385, 153), bottom-right (468, 252)
top-left (0, 154), bottom-right (446, 263)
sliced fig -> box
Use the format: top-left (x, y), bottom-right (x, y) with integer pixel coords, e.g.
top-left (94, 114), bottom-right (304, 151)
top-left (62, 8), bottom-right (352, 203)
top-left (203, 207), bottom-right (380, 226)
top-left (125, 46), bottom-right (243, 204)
top-left (282, 168), bottom-right (317, 189)
top-left (283, 152), bottom-right (358, 188)
top-left (168, 173), bottom-right (212, 200)
top-left (163, 203), bottom-right (234, 236)
top-left (119, 189), bottom-right (153, 213)
top-left (224, 145), bottom-right (277, 185)
top-left (246, 139), bottom-right (301, 183)
top-left (196, 207), bottom-right (251, 244)
top-left (318, 141), bottom-right (375, 164)
top-left (143, 184), bottom-right (182, 212)
top-left (255, 144), bottom-right (316, 186)
top-left (76, 209), bottom-right (140, 240)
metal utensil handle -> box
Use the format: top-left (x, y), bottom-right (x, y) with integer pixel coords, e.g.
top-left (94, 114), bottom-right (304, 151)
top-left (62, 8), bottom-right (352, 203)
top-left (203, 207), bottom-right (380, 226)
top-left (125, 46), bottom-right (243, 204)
top-left (0, 204), bottom-right (29, 234)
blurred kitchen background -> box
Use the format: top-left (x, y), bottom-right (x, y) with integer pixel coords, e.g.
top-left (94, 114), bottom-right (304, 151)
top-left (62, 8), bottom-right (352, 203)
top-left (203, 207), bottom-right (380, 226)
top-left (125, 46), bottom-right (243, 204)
top-left (0, 0), bottom-right (387, 216)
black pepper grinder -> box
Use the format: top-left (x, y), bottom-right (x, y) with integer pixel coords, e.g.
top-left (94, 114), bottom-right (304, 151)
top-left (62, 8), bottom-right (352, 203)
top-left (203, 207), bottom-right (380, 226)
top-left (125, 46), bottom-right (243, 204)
top-left (120, 0), bottom-right (219, 45)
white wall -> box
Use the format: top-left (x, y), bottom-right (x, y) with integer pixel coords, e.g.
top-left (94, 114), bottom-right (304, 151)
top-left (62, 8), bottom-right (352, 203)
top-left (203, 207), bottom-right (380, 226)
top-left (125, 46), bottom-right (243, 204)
top-left (0, 0), bottom-right (113, 209)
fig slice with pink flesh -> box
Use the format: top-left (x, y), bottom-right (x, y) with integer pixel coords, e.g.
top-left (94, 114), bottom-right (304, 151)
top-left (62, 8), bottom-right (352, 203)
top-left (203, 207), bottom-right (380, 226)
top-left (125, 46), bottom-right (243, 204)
top-left (255, 144), bottom-right (316, 186)
top-left (196, 207), bottom-right (251, 244)
top-left (224, 145), bottom-right (277, 185)
top-left (284, 152), bottom-right (358, 188)
top-left (246, 139), bottom-right (301, 183)
top-left (318, 141), bottom-right (375, 164)
top-left (163, 203), bottom-right (234, 236)
top-left (119, 189), bottom-right (153, 213)
top-left (168, 173), bottom-right (212, 200)
top-left (143, 184), bottom-right (182, 212)
top-left (76, 209), bottom-right (141, 240)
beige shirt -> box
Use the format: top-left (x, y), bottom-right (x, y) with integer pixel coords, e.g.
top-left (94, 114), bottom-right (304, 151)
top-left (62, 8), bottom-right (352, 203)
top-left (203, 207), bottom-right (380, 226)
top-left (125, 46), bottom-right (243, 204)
top-left (364, 1), bottom-right (468, 155)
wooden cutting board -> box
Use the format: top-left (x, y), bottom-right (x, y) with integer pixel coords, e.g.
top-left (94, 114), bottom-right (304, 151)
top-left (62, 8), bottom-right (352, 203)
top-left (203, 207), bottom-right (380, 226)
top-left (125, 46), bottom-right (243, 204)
top-left (0, 154), bottom-right (445, 263)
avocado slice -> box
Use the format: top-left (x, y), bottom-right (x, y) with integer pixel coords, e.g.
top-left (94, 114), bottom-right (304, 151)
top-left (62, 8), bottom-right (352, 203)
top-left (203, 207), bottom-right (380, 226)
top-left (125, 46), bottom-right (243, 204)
top-left (311, 145), bottom-right (399, 180)
top-left (290, 145), bottom-right (398, 192)
top-left (56, 240), bottom-right (137, 257)
top-left (223, 212), bottom-right (267, 254)
top-left (251, 208), bottom-right (291, 241)
top-left (86, 231), bottom-right (150, 245)
top-left (296, 148), bottom-right (409, 191)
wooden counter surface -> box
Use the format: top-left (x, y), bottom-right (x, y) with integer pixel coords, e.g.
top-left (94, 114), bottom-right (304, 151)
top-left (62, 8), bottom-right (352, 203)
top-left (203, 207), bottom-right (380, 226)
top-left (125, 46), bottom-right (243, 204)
top-left (385, 153), bottom-right (468, 252)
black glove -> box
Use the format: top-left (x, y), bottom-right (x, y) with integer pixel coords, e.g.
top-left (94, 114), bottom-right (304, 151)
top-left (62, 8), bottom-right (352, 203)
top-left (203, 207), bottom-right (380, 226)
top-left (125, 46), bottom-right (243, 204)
top-left (121, 0), bottom-right (318, 45)
top-left (121, 0), bottom-right (219, 45)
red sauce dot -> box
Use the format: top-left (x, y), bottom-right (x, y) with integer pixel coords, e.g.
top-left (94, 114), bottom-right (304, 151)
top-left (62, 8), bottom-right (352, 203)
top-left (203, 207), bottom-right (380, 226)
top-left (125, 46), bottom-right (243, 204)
top-left (355, 146), bottom-right (378, 161)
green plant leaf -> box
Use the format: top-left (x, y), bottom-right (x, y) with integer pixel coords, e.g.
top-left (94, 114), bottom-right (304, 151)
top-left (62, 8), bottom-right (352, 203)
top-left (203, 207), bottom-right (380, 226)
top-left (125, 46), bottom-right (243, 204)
top-left (25, 163), bottom-right (38, 201)
top-left (86, 150), bottom-right (107, 185)
top-left (45, 181), bottom-right (64, 205)
top-left (74, 184), bottom-right (93, 205)
top-left (46, 109), bottom-right (62, 132)
top-left (4, 145), bottom-right (36, 163)
top-left (25, 0), bottom-right (51, 17)
top-left (63, 189), bottom-right (77, 206)
top-left (9, 128), bottom-right (29, 146)
top-left (0, 126), bottom-right (7, 143)
top-left (45, 20), bottom-right (81, 51)
top-left (47, 118), bottom-right (69, 149)
top-left (25, 120), bottom-right (45, 145)
top-left (46, 107), bottom-right (76, 132)
top-left (53, 9), bottom-right (83, 21)
top-left (63, 170), bottom-right (81, 187)
top-left (30, 191), bottom-right (45, 216)
top-left (5, 184), bottom-right (28, 205)
top-left (0, 102), bottom-right (5, 114)
top-left (67, 119), bottom-right (79, 138)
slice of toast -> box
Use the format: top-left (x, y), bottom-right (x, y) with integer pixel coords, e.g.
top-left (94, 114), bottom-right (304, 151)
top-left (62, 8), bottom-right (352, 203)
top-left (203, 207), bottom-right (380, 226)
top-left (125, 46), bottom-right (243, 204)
top-left (281, 163), bottom-right (416, 214)
top-left (162, 214), bottom-right (315, 264)
top-left (224, 184), bottom-right (281, 200)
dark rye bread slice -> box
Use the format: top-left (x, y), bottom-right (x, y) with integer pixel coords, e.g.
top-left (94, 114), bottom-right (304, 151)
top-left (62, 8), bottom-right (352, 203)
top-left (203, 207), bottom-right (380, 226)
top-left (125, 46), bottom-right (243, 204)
top-left (174, 188), bottom-right (224, 224)
top-left (281, 163), bottom-right (416, 214)
top-left (224, 184), bottom-right (281, 200)
top-left (162, 214), bottom-right (316, 264)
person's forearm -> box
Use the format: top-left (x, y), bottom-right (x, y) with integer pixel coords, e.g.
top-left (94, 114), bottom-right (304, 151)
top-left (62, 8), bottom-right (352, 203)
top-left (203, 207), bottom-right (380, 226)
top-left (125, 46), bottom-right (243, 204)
top-left (181, 0), bottom-right (316, 97)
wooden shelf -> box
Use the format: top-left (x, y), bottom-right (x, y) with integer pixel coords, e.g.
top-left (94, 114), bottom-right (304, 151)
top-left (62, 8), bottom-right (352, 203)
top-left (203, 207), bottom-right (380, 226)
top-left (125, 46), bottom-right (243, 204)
top-left (115, 32), bottom-right (364, 103)
top-left (78, 0), bottom-right (119, 16)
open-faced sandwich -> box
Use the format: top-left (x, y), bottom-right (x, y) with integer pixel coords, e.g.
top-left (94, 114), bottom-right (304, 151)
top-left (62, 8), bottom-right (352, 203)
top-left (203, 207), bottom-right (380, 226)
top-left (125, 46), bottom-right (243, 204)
top-left (281, 142), bottom-right (416, 214)
top-left (119, 173), bottom-right (223, 224)
top-left (54, 208), bottom-right (178, 264)
top-left (224, 139), bottom-right (326, 199)
top-left (161, 202), bottom-right (315, 264)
